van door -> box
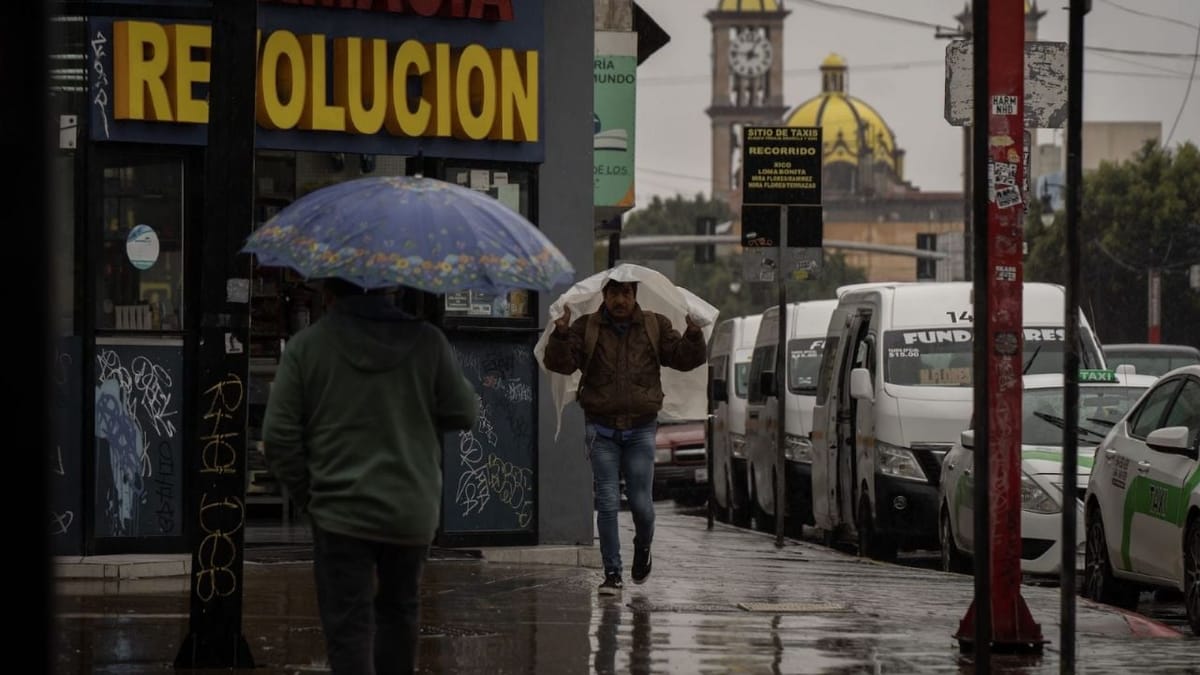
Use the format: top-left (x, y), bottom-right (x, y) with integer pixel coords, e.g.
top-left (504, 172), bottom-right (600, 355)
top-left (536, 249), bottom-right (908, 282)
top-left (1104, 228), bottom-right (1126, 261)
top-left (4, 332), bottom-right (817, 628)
top-left (745, 343), bottom-right (776, 519)
top-left (832, 313), bottom-right (868, 530)
top-left (812, 311), bottom-right (849, 530)
top-left (851, 316), bottom-right (877, 528)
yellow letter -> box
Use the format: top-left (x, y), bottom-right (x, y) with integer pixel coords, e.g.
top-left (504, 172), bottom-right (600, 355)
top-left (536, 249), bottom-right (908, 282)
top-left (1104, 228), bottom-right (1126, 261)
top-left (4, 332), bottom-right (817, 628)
top-left (454, 44), bottom-right (496, 140)
top-left (256, 30), bottom-right (306, 131)
top-left (386, 40), bottom-right (433, 137)
top-left (334, 37), bottom-right (387, 135)
top-left (300, 34), bottom-right (346, 131)
top-left (165, 24), bottom-right (211, 124)
top-left (494, 48), bottom-right (538, 142)
top-left (430, 42), bottom-right (453, 137)
top-left (114, 21), bottom-right (174, 121)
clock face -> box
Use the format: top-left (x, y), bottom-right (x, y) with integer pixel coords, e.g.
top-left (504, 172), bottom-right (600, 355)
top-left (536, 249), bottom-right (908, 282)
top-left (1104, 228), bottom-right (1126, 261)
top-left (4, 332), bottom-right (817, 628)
top-left (729, 29), bottom-right (772, 78)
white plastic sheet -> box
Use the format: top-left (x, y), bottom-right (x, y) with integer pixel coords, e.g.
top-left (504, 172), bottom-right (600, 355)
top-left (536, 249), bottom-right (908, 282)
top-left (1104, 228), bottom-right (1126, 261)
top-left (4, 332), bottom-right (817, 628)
top-left (533, 264), bottom-right (720, 439)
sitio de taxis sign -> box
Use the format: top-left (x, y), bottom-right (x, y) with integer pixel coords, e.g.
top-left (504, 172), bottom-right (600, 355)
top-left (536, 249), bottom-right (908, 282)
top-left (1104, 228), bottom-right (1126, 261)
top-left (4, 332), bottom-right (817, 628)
top-left (88, 0), bottom-right (543, 162)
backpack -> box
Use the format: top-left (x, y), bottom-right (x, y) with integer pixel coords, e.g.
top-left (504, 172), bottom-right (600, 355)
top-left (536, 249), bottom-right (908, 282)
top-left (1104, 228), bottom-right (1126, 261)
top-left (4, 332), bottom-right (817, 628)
top-left (582, 310), bottom-right (660, 376)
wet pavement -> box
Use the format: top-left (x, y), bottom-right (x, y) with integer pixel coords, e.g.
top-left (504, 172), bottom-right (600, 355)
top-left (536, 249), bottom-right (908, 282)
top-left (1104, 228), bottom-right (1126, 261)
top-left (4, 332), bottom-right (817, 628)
top-left (55, 505), bottom-right (1198, 674)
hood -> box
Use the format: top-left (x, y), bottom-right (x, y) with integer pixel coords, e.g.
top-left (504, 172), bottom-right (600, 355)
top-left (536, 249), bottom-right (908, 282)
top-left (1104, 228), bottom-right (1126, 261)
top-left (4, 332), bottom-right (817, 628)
top-left (1022, 445), bottom-right (1096, 481)
top-left (893, 395), bottom-right (973, 447)
top-left (326, 294), bottom-right (423, 373)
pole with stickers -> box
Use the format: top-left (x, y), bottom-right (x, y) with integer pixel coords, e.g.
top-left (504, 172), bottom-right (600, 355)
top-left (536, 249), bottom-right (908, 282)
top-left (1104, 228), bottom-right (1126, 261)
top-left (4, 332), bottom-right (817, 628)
top-left (739, 125), bottom-right (823, 549)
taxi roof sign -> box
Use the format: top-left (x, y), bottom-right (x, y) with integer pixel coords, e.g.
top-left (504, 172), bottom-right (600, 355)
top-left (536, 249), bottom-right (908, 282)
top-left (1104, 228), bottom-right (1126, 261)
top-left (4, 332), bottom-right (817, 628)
top-left (1079, 369), bottom-right (1119, 383)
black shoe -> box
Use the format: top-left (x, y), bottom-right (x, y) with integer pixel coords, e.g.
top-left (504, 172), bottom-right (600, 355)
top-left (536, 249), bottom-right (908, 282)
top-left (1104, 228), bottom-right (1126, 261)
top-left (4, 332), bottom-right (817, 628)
top-left (598, 573), bottom-right (623, 595)
top-left (632, 544), bottom-right (652, 584)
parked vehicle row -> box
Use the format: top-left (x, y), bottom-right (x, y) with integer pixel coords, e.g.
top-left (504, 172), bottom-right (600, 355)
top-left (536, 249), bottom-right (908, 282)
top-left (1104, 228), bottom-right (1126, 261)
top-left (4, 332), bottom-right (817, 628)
top-left (705, 282), bottom-right (1199, 635)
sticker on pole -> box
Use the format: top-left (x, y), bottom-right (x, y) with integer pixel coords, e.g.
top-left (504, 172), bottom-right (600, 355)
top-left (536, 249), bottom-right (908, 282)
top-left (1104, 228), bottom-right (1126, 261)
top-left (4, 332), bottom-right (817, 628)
top-left (991, 95), bottom-right (1018, 116)
top-left (994, 186), bottom-right (1022, 209)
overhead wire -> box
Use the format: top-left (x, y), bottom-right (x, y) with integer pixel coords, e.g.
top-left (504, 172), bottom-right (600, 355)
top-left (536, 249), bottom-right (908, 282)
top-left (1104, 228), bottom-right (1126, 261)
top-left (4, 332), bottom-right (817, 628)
top-left (1164, 21), bottom-right (1200, 145)
top-left (1096, 0), bottom-right (1200, 31)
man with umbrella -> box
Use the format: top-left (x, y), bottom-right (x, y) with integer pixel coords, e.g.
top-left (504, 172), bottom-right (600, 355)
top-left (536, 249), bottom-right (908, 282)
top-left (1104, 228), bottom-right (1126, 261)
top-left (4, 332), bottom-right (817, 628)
top-left (543, 278), bottom-right (708, 594)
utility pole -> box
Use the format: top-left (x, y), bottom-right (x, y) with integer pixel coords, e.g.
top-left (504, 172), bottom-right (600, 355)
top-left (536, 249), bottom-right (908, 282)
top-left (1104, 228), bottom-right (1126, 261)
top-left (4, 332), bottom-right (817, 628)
top-left (175, 0), bottom-right (257, 667)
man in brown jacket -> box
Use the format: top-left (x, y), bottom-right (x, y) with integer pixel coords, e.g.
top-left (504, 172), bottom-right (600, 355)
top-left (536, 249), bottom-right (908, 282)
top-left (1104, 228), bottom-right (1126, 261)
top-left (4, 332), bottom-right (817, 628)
top-left (543, 279), bottom-right (707, 594)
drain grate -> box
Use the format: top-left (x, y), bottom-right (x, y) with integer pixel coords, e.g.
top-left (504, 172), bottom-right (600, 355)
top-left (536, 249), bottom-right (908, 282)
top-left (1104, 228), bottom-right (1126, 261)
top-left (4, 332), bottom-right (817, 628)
top-left (419, 624), bottom-right (498, 638)
top-left (736, 602), bottom-right (851, 613)
top-left (628, 603), bottom-right (743, 613)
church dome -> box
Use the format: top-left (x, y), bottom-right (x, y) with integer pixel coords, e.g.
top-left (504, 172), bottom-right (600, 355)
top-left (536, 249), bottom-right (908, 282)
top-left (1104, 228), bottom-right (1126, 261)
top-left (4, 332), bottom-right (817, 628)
top-left (783, 54), bottom-right (900, 174)
top-left (716, 0), bottom-right (782, 12)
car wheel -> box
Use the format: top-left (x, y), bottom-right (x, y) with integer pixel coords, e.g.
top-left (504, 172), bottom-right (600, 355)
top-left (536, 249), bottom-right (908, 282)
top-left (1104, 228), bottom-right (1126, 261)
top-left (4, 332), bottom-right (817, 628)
top-left (1186, 516), bottom-right (1199, 637)
top-left (1083, 506), bottom-right (1139, 610)
top-left (940, 506), bottom-right (970, 574)
top-left (857, 493), bottom-right (897, 562)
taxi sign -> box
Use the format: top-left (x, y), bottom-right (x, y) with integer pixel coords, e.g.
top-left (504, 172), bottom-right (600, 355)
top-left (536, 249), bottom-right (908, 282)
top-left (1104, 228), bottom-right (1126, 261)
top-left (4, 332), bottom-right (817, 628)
top-left (1079, 369), bottom-right (1119, 383)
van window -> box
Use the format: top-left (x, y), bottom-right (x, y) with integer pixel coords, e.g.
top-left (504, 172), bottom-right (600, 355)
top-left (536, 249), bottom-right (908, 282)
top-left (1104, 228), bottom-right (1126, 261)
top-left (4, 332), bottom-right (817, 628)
top-left (747, 345), bottom-right (775, 404)
top-left (882, 325), bottom-right (1101, 386)
top-left (734, 361), bottom-right (751, 399)
top-left (815, 336), bottom-right (840, 404)
top-left (788, 338), bottom-right (825, 394)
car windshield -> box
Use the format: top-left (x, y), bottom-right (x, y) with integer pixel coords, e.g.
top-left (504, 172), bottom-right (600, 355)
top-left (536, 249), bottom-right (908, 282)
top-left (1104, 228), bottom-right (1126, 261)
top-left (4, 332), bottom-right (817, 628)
top-left (788, 338), bottom-right (825, 394)
top-left (883, 326), bottom-right (1103, 386)
top-left (1103, 350), bottom-right (1200, 376)
top-left (1022, 385), bottom-right (1148, 446)
top-left (734, 362), bottom-right (750, 399)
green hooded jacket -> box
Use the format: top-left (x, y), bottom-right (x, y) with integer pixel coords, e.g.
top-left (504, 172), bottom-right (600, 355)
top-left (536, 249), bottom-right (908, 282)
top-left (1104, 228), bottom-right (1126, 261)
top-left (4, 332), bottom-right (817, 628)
top-left (263, 295), bottom-right (478, 545)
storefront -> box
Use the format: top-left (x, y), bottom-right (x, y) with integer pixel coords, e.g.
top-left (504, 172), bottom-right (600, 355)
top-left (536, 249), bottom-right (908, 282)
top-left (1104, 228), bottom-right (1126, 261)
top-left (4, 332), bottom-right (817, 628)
top-left (49, 0), bottom-right (595, 555)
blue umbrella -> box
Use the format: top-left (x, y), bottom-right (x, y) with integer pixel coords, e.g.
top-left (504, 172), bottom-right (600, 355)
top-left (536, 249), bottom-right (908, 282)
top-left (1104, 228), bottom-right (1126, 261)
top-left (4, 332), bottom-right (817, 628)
top-left (242, 175), bottom-right (574, 293)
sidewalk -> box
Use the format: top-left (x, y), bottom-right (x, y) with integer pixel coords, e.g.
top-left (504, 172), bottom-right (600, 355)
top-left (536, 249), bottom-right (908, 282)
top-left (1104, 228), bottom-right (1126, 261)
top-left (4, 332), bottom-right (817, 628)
top-left (54, 508), bottom-right (1196, 674)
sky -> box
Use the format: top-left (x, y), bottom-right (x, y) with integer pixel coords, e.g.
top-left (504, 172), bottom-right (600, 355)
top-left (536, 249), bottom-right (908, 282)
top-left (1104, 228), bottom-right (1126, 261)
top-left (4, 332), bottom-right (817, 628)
top-left (630, 0), bottom-right (1200, 205)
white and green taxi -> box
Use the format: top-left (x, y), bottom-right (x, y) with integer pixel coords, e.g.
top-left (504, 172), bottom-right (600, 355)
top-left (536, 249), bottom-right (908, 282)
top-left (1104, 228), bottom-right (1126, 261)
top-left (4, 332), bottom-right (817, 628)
top-left (1083, 364), bottom-right (1200, 636)
top-left (939, 370), bottom-right (1157, 577)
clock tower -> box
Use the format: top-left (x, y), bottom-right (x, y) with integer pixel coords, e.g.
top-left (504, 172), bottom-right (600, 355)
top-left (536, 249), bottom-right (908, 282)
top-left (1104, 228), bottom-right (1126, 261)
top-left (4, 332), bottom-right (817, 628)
top-left (707, 0), bottom-right (790, 206)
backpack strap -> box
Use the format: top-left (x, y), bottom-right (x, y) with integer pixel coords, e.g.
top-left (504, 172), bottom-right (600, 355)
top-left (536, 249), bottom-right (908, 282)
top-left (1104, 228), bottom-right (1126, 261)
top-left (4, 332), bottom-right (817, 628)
top-left (643, 311), bottom-right (661, 362)
top-left (583, 311), bottom-right (602, 375)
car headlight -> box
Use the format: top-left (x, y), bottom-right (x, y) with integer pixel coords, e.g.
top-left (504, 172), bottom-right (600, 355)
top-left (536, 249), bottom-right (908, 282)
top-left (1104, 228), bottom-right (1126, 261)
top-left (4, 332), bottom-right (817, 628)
top-left (730, 433), bottom-right (747, 459)
top-left (654, 447), bottom-right (671, 464)
top-left (876, 442), bottom-right (927, 482)
top-left (1021, 473), bottom-right (1060, 514)
top-left (785, 434), bottom-right (813, 463)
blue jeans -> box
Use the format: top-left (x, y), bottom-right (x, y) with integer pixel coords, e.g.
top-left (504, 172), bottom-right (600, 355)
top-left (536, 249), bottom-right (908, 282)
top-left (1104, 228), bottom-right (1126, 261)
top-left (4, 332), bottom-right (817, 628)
top-left (311, 525), bottom-right (427, 675)
top-left (586, 421), bottom-right (656, 576)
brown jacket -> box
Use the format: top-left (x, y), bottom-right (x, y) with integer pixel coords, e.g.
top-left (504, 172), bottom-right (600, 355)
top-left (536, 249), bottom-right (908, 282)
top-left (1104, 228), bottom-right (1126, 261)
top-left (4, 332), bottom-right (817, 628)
top-left (543, 306), bottom-right (707, 429)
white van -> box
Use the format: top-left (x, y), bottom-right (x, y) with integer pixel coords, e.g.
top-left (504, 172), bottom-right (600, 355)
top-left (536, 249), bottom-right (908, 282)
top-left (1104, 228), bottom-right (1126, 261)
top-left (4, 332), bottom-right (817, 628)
top-left (810, 282), bottom-right (1107, 559)
top-left (708, 314), bottom-right (762, 525)
top-left (743, 299), bottom-right (839, 532)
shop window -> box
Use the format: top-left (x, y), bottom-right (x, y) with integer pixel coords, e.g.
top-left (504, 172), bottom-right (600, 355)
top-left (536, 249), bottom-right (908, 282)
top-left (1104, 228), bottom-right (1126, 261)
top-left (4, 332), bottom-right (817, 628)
top-left (441, 165), bottom-right (535, 321)
top-left (97, 161), bottom-right (185, 331)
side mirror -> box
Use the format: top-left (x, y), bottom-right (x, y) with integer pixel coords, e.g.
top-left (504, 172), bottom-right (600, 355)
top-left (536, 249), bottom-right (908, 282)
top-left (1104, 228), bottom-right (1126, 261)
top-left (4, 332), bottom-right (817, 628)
top-left (960, 429), bottom-right (975, 450)
top-left (711, 379), bottom-right (728, 403)
top-left (759, 371), bottom-right (777, 398)
top-left (850, 367), bottom-right (873, 402)
top-left (1145, 426), bottom-right (1197, 459)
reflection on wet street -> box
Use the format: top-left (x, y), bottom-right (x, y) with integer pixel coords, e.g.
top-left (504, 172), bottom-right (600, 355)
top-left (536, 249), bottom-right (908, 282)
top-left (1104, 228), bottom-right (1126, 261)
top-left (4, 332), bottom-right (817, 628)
top-left (54, 506), bottom-right (1198, 674)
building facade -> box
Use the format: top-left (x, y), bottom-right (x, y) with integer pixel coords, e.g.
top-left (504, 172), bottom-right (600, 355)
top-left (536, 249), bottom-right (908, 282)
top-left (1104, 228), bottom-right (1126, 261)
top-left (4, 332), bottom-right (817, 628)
top-left (49, 0), bottom-right (595, 555)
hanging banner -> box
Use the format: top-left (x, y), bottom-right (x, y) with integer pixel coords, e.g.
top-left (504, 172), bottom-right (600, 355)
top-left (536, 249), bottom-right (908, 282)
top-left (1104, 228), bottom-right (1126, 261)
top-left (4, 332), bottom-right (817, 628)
top-left (593, 31), bottom-right (637, 210)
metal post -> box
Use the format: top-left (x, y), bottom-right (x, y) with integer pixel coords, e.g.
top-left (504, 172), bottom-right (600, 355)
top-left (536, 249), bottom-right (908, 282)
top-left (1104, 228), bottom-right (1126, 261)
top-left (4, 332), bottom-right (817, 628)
top-left (1147, 268), bottom-right (1161, 343)
top-left (175, 0), bottom-right (257, 668)
top-left (1061, 2), bottom-right (1090, 671)
top-left (707, 372), bottom-right (716, 531)
top-left (775, 205), bottom-right (788, 548)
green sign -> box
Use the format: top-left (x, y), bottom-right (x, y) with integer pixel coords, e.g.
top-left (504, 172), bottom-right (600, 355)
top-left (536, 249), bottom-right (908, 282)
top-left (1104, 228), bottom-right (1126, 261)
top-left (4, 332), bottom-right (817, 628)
top-left (1079, 369), bottom-right (1119, 383)
top-left (594, 32), bottom-right (637, 209)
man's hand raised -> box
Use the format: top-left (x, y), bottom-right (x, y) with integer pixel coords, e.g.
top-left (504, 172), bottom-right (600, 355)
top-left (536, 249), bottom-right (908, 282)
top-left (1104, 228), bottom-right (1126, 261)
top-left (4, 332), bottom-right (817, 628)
top-left (684, 314), bottom-right (702, 335)
top-left (554, 307), bottom-right (572, 334)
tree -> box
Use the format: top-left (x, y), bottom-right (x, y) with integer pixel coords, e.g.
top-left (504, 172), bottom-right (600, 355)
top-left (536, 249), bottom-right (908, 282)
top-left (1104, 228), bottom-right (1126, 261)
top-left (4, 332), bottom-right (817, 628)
top-left (1026, 141), bottom-right (1200, 348)
top-left (619, 193), bottom-right (868, 322)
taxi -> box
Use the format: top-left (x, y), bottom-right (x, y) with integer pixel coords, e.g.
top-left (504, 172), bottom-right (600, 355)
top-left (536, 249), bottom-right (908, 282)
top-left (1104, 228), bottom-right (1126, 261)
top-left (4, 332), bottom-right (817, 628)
top-left (939, 369), bottom-right (1157, 577)
top-left (1083, 364), bottom-right (1199, 636)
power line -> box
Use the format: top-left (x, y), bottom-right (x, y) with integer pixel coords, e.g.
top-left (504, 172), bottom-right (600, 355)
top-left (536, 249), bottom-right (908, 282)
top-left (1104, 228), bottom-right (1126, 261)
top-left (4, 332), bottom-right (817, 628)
top-left (1097, 0), bottom-right (1200, 31)
top-left (637, 166), bottom-right (711, 183)
top-left (786, 0), bottom-right (953, 33)
top-left (1165, 22), bottom-right (1200, 145)
top-left (1087, 45), bottom-right (1200, 59)
top-left (1091, 50), bottom-right (1198, 77)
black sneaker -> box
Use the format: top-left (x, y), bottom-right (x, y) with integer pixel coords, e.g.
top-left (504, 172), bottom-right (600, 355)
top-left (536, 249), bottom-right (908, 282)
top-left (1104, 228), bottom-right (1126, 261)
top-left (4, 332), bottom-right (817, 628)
top-left (632, 544), bottom-right (652, 584)
top-left (598, 573), bottom-right (623, 595)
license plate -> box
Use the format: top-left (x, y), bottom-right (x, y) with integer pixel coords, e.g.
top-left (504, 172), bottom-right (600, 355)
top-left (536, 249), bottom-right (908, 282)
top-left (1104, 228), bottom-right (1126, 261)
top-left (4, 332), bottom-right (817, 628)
top-left (695, 468), bottom-right (708, 483)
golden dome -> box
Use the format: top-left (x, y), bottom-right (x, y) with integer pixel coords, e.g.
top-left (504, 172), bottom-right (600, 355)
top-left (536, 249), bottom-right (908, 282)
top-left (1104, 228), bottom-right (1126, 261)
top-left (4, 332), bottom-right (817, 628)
top-left (821, 53), bottom-right (847, 69)
top-left (717, 0), bottom-right (781, 11)
top-left (783, 55), bottom-right (899, 173)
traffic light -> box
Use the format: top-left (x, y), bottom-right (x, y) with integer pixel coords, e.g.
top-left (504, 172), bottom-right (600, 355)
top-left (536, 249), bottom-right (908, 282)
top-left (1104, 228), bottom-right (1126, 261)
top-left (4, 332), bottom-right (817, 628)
top-left (695, 216), bottom-right (716, 264)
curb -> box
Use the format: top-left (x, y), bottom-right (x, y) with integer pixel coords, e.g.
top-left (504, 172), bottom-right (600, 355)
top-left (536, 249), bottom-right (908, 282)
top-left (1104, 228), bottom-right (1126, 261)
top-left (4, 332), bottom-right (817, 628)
top-left (476, 545), bottom-right (602, 569)
top-left (55, 555), bottom-right (191, 580)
